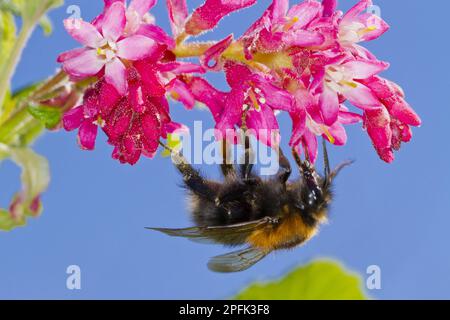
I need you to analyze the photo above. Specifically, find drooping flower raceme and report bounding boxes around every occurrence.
[58,0,421,165]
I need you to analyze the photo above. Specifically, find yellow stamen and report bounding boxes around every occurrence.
[96,48,105,56]
[284,16,299,32]
[322,126,335,144]
[170,91,180,100]
[248,89,261,112]
[358,25,377,36]
[341,80,358,88]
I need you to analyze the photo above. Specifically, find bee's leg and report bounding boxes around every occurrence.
[159,141,216,201]
[239,129,255,181]
[292,147,322,195]
[220,139,236,178]
[322,138,331,181]
[238,112,255,181]
[276,147,291,184]
[292,147,303,168]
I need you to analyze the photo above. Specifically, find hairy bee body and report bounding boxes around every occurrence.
[149,140,348,273]
[188,175,332,251]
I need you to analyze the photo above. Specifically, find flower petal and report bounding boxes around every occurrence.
[105,58,127,95]
[343,0,371,22]
[117,35,156,60]
[216,89,244,134]
[78,120,98,150]
[322,0,337,17]
[257,80,293,112]
[129,0,156,18]
[343,82,382,110]
[247,104,280,147]
[303,129,318,164]
[342,60,389,79]
[287,0,322,29]
[201,34,233,71]
[137,24,176,49]
[270,0,289,24]
[63,19,104,48]
[166,0,189,36]
[185,0,257,35]
[102,1,126,41]
[224,62,253,88]
[284,29,325,47]
[63,106,85,131]
[364,107,394,163]
[187,77,227,122]
[319,85,339,126]
[57,47,88,63]
[159,62,205,74]
[167,79,196,110]
[326,123,347,146]
[62,49,105,78]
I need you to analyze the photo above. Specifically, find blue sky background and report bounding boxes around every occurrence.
[0,0,448,299]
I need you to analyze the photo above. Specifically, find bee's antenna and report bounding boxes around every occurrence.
[322,138,331,181]
[330,160,355,180]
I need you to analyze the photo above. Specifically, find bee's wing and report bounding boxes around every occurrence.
[147,217,275,246]
[207,246,269,273]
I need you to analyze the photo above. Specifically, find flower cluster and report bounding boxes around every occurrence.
[59,0,421,165]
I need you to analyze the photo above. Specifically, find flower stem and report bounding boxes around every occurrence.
[173,42,215,58]
[0,21,34,107]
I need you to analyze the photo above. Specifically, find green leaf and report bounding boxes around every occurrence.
[0,144,50,231]
[234,260,368,300]
[28,104,62,129]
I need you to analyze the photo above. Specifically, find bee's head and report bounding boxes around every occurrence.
[292,140,353,215]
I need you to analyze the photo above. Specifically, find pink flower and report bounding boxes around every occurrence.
[360,76,421,162]
[188,62,293,146]
[166,0,189,37]
[241,0,325,59]
[312,55,388,125]
[63,43,201,164]
[58,1,157,95]
[338,0,389,46]
[288,82,361,162]
[185,0,257,35]
[63,80,121,150]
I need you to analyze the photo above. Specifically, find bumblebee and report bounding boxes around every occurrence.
[148,135,351,273]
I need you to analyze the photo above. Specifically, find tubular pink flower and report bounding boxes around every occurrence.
[193,62,294,146]
[339,0,390,45]
[360,76,421,162]
[166,0,189,36]
[241,0,324,58]
[187,77,228,123]
[63,81,121,150]
[288,84,361,162]
[312,57,388,125]
[185,0,257,36]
